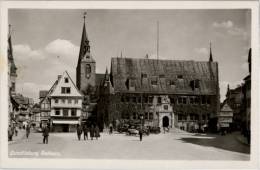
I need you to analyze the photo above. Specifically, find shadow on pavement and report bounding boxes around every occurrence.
[178,133,250,154]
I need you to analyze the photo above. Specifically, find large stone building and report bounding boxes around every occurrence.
[97,56,220,132]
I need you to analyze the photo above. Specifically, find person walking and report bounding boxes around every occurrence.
[25,124,30,139]
[90,124,95,140]
[109,123,113,134]
[139,128,143,141]
[83,124,89,140]
[14,126,18,136]
[76,124,83,141]
[8,125,14,141]
[95,125,100,140]
[42,125,49,144]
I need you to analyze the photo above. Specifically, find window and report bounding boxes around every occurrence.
[157,97,162,104]
[55,99,59,103]
[202,96,206,104]
[177,75,183,79]
[142,73,148,78]
[125,96,130,102]
[61,87,71,94]
[132,97,137,103]
[64,77,69,83]
[148,96,153,103]
[190,97,194,104]
[149,112,153,120]
[75,99,78,104]
[145,112,149,120]
[133,113,137,120]
[164,105,168,110]
[178,97,187,104]
[170,80,175,86]
[55,109,60,115]
[137,97,141,103]
[62,99,65,103]
[159,74,165,78]
[85,64,91,74]
[170,97,175,104]
[121,96,125,103]
[151,77,158,85]
[195,97,200,105]
[63,109,69,116]
[144,96,148,103]
[11,82,15,91]
[206,97,211,105]
[68,99,72,104]
[71,109,77,116]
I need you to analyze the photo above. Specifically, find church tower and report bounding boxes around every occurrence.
[76,13,96,94]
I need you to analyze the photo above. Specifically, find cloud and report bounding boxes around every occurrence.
[194,47,208,55]
[14,39,80,102]
[212,20,248,40]
[213,20,233,28]
[13,44,45,60]
[45,39,79,66]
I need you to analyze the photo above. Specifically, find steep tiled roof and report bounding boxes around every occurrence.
[111,57,218,95]
[96,73,105,86]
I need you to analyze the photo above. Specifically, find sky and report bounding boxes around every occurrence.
[8,9,251,103]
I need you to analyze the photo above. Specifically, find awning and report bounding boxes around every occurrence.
[52,120,79,124]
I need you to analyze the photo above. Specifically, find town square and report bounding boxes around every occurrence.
[6,8,251,161]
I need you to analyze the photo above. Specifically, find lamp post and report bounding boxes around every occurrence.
[140,114,144,130]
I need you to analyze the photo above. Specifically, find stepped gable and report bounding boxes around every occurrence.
[111,57,218,95]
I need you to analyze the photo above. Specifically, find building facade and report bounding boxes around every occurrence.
[218,101,233,129]
[97,55,220,132]
[42,71,84,132]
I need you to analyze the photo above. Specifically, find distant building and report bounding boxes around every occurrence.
[218,101,233,129]
[225,84,244,129]
[40,71,83,132]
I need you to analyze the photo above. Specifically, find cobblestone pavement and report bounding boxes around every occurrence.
[8,129,250,160]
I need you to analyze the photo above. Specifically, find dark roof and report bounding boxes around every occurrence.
[111,57,218,95]
[96,73,105,86]
[39,90,48,99]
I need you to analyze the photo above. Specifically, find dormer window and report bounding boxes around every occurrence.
[177,75,183,79]
[151,77,158,85]
[190,79,200,90]
[64,78,69,83]
[141,73,148,78]
[159,74,165,78]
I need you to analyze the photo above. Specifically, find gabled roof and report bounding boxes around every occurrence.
[220,101,233,112]
[50,71,83,97]
[111,57,218,95]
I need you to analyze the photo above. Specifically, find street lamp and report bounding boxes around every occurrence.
[140,114,144,130]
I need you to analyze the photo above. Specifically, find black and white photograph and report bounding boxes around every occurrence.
[0,1,259,169]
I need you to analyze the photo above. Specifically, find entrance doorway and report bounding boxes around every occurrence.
[162,116,169,127]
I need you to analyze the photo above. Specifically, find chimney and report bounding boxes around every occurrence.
[58,75,62,80]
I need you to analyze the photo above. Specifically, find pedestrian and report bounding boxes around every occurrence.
[76,124,83,141]
[26,124,30,139]
[109,123,113,134]
[8,125,13,141]
[95,125,100,140]
[83,124,89,140]
[139,128,143,141]
[42,125,49,144]
[14,126,18,136]
[90,124,95,140]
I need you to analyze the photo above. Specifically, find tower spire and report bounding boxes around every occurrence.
[248,48,251,74]
[79,11,90,58]
[209,42,213,62]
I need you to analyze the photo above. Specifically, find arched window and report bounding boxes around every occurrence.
[85,64,91,78]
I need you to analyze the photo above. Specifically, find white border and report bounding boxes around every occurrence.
[0,1,259,169]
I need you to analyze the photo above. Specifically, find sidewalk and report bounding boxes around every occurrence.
[8,129,26,145]
[235,132,250,146]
